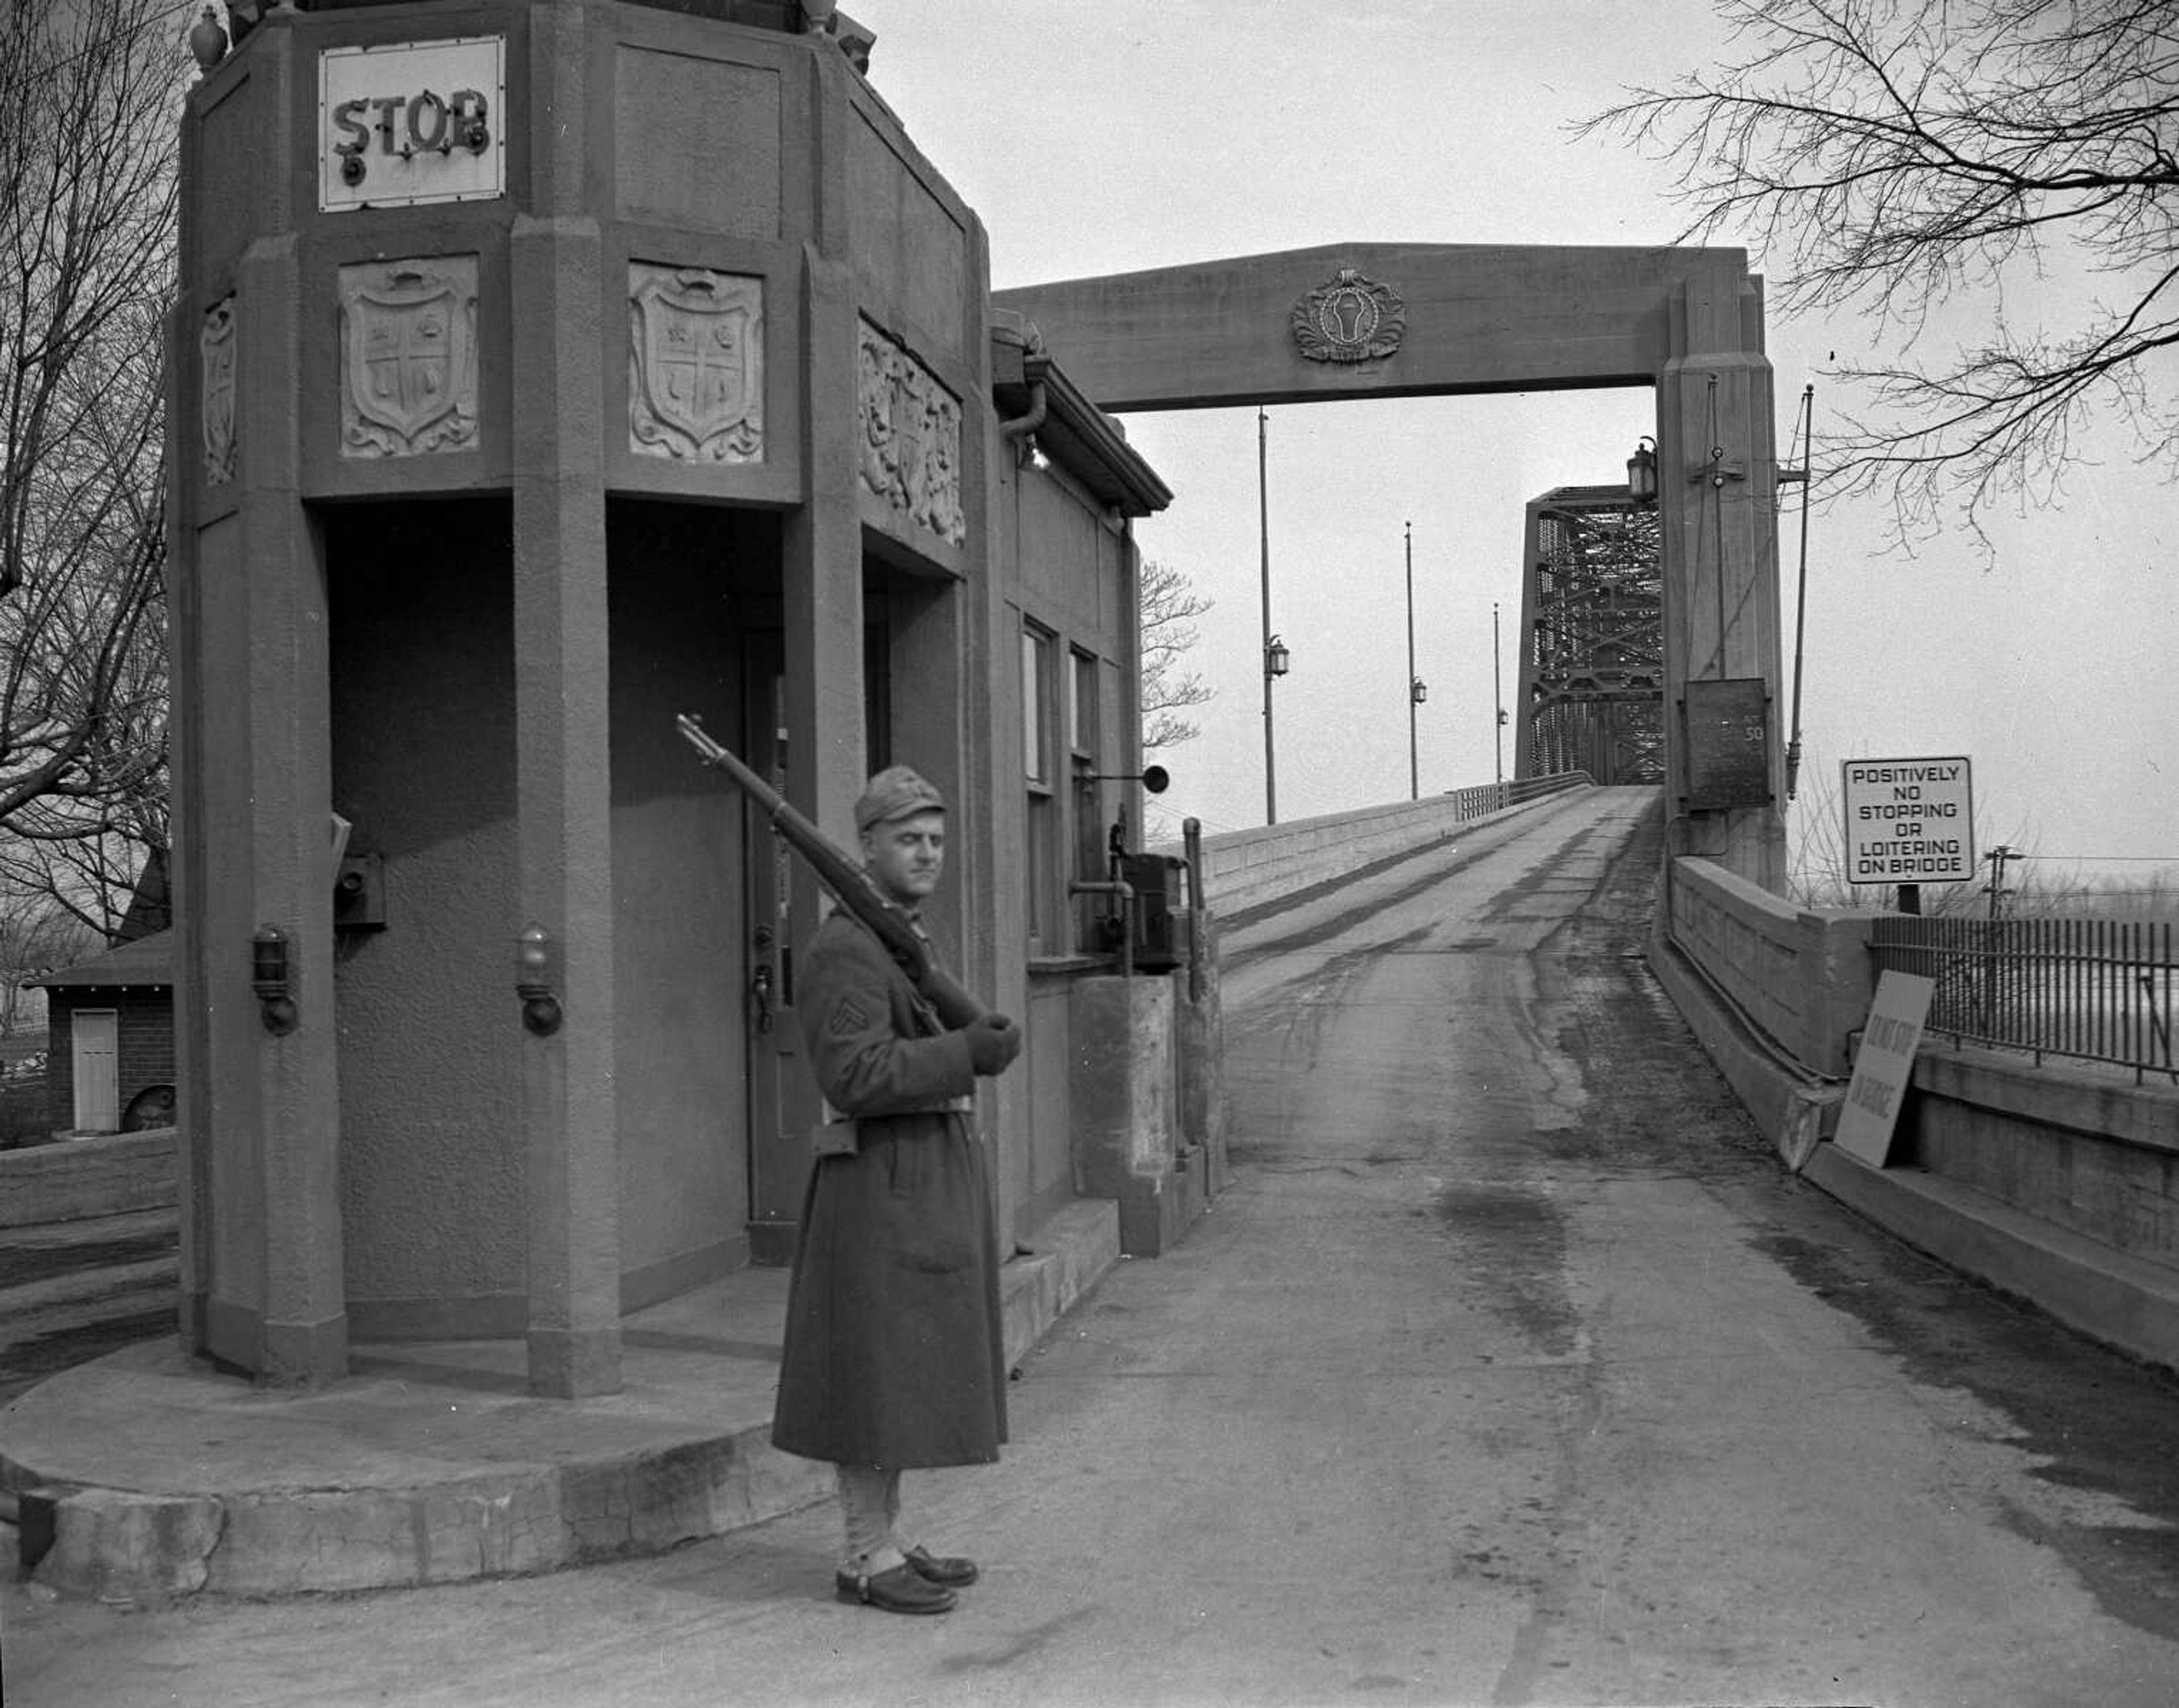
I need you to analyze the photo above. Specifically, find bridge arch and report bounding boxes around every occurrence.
[996,241,1785,890]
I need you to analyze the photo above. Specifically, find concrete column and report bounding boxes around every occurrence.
[783,51,867,852]
[1656,259,1787,892]
[1512,494,1545,780]
[170,24,346,1385]
[512,5,620,1399]
[239,230,345,1384]
[780,245,869,848]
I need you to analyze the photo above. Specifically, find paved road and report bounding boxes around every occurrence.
[6,786,2178,1707]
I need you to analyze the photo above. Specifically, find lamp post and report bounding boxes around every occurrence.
[1259,407,1278,824]
[1404,521,1422,800]
[1492,600,1504,788]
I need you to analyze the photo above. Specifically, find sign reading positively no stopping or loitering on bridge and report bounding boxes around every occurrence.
[1841,756,1975,885]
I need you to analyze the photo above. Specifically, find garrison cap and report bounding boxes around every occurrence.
[855,765,946,832]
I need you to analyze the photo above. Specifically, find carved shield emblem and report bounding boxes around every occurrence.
[629,268,763,462]
[200,298,237,485]
[1292,267,1407,364]
[340,262,478,457]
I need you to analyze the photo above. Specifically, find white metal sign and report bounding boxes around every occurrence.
[318,37,505,213]
[1841,755,1975,885]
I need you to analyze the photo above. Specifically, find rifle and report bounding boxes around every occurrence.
[674,713,987,1030]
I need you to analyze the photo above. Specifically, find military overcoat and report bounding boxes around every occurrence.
[769,908,1008,1469]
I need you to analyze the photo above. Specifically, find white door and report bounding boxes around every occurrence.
[71,1009,120,1134]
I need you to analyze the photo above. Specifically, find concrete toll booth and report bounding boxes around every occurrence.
[170,1,1176,1398]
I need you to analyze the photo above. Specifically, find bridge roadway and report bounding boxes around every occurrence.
[7,786,2178,1706]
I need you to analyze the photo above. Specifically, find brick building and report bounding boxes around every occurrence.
[28,932,178,1137]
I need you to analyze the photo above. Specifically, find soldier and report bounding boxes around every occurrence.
[771,765,1023,1614]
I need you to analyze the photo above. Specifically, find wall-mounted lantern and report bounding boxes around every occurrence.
[1265,634,1291,678]
[1626,436,1658,504]
[251,924,298,1036]
[515,924,563,1037]
[1410,677,1428,706]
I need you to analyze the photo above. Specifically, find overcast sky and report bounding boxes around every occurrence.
[848,0,2178,894]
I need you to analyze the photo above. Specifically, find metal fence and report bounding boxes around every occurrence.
[1869,915,2177,1084]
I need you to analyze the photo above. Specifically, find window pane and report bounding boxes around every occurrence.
[1070,649,1097,759]
[1021,628,1047,785]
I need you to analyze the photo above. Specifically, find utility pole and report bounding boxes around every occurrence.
[1259,407,1277,825]
[1404,521,1419,801]
[1492,600,1504,789]
[1985,845,2019,920]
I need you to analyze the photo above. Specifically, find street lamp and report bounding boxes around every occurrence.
[1492,599,1504,788]
[1404,521,1420,801]
[1626,436,1658,504]
[1259,409,1280,824]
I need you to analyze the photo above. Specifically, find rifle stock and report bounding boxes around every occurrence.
[674,713,987,1030]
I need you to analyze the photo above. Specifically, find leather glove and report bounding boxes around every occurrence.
[965,1012,1021,1076]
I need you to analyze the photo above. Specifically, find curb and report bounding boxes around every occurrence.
[1802,1143,2179,1374]
[4,1201,1122,1605]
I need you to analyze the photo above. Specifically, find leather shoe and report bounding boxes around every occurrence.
[903,1544,979,1587]
[835,1562,956,1614]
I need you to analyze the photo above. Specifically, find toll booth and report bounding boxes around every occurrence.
[170,0,1190,1397]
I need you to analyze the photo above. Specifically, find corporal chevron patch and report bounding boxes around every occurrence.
[828,997,870,1037]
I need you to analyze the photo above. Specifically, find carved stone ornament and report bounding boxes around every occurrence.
[200,296,237,485]
[1291,267,1407,364]
[856,320,966,549]
[629,264,764,463]
[338,256,479,458]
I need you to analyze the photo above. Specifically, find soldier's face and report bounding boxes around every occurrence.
[863,810,945,906]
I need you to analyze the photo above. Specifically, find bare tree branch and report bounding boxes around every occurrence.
[0,0,181,936]
[1585,0,2179,543]
[1138,558,1214,751]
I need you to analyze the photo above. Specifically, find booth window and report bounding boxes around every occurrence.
[1070,650,1103,952]
[1022,623,1059,949]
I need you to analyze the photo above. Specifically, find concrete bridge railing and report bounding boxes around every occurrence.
[1661,857,1874,1082]
[1165,775,1593,920]
[1658,852,2179,1373]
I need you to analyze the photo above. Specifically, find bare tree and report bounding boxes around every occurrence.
[0,0,182,935]
[0,900,95,1040]
[1588,1,2179,544]
[1139,558,1213,751]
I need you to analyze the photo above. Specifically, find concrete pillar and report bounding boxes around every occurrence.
[512,6,619,1399]
[172,27,347,1385]
[1656,259,1787,892]
[1511,496,1539,781]
[755,54,869,1241]
[239,236,345,1384]
[783,51,868,850]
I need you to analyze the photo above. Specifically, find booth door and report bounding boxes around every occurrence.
[742,632,814,1263]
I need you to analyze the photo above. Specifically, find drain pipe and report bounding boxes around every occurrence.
[998,375,1046,463]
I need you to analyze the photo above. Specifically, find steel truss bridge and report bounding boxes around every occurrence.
[1512,485,1664,786]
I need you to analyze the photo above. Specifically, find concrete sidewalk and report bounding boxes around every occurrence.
[0,1200,1117,1605]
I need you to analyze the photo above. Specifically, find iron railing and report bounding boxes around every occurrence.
[1445,771,1596,821]
[1869,915,2177,1084]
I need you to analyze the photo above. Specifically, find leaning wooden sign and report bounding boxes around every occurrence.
[1841,756,1975,885]
[1834,970,1935,1168]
